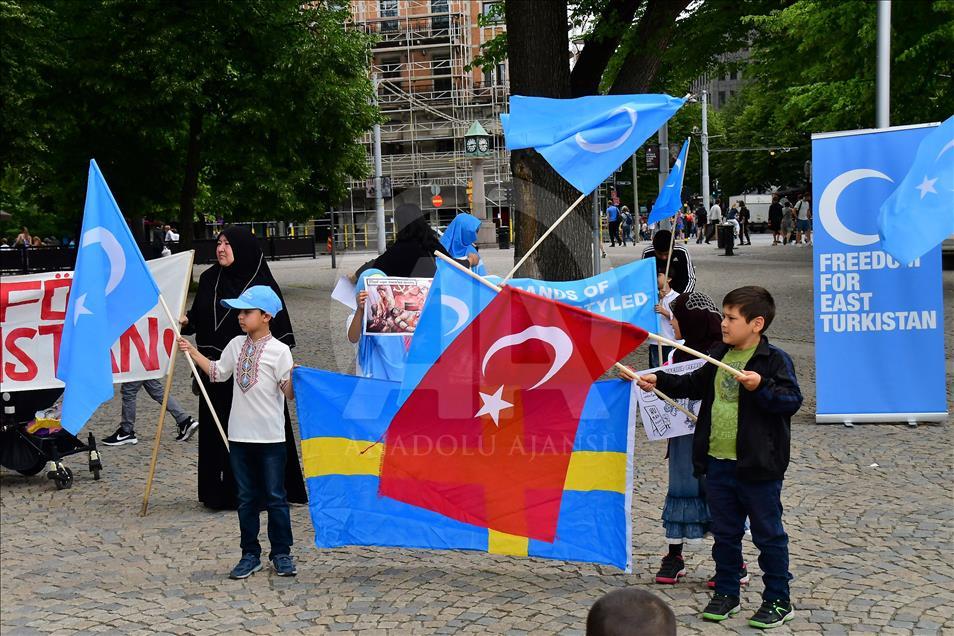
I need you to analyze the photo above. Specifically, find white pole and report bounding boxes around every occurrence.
[876,1,891,128]
[701,90,711,210]
[373,74,386,254]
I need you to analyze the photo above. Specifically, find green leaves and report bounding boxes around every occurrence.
[0,0,377,240]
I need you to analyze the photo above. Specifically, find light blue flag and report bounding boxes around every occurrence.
[502,94,685,194]
[295,367,636,571]
[398,258,496,404]
[877,115,954,265]
[57,160,161,433]
[648,138,691,225]
[485,257,658,332]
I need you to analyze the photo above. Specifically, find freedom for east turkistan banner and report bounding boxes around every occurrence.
[378,286,648,543]
[0,250,193,393]
[294,368,637,571]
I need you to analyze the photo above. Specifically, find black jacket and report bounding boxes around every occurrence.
[641,244,697,293]
[654,336,802,481]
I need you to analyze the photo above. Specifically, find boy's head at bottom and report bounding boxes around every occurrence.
[721,285,775,349]
[220,285,283,335]
[586,588,676,636]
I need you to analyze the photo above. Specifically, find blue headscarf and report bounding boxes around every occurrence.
[440,213,486,276]
[355,269,408,381]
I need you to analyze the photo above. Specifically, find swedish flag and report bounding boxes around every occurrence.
[294,367,636,571]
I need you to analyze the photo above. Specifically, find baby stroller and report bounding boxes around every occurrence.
[0,389,102,489]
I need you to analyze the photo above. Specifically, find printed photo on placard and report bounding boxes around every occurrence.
[363,277,431,336]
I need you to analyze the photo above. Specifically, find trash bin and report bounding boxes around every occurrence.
[497,226,510,249]
[718,224,735,255]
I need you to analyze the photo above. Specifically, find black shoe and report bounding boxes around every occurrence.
[176,416,199,442]
[707,562,750,588]
[103,427,137,446]
[749,599,795,629]
[654,554,687,584]
[702,593,741,622]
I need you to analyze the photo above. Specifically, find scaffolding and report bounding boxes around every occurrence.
[335,0,511,250]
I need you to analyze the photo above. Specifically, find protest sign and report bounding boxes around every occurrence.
[812,124,947,423]
[363,277,431,336]
[632,359,704,441]
[0,251,192,392]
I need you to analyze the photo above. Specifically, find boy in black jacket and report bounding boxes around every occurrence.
[636,286,802,629]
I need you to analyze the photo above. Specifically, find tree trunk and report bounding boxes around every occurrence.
[178,106,203,250]
[506,0,592,281]
[609,0,690,94]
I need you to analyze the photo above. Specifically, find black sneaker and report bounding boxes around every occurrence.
[102,427,137,446]
[175,417,199,442]
[654,554,687,584]
[707,562,750,588]
[749,599,795,629]
[701,593,741,622]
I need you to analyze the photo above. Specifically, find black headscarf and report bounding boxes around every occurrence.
[183,226,295,355]
[356,203,453,278]
[670,291,722,363]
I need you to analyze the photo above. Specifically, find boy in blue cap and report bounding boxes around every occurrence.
[179,285,297,579]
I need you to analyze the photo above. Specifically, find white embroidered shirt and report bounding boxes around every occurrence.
[208,334,293,443]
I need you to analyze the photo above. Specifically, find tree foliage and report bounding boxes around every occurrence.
[0,0,378,245]
[713,0,954,195]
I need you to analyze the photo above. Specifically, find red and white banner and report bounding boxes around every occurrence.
[1,251,193,392]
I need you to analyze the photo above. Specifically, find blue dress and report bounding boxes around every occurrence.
[662,434,710,541]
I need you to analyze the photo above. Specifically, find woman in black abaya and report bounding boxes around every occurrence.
[181,226,307,509]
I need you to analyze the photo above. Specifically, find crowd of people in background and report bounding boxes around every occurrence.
[0,226,75,250]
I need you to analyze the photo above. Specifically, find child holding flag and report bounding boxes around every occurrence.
[179,285,298,580]
[636,286,802,629]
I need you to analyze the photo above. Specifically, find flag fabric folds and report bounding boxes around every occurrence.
[877,115,954,265]
[502,94,686,195]
[294,367,637,571]
[57,160,161,433]
[398,258,497,403]
[648,138,691,225]
[378,286,648,542]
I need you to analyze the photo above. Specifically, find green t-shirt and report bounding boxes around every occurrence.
[709,344,758,460]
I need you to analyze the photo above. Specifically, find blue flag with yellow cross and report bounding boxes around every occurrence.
[294,367,636,571]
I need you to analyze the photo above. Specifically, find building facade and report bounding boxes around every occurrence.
[338,0,511,249]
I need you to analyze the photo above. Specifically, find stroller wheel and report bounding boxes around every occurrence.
[48,464,73,490]
[17,458,47,477]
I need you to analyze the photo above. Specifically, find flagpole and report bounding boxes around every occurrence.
[141,250,197,516]
[501,192,588,283]
[140,346,178,517]
[658,225,678,364]
[156,294,230,450]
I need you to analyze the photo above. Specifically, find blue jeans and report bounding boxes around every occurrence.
[706,457,791,602]
[230,442,293,559]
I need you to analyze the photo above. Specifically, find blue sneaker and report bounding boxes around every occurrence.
[229,554,262,580]
[271,554,297,577]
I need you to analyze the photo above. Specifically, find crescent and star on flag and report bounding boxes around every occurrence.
[72,226,128,325]
[474,325,574,428]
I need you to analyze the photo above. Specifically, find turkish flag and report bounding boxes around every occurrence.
[378,286,648,542]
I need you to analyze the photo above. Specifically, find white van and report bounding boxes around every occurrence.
[729,193,773,232]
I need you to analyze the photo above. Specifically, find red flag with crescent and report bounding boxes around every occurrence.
[378,286,648,542]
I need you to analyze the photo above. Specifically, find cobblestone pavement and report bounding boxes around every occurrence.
[2,232,952,635]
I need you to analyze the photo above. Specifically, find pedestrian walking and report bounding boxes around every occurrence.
[738,201,751,245]
[706,199,722,244]
[768,194,783,245]
[606,203,621,247]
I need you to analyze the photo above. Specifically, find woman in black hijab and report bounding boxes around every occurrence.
[356,203,475,278]
[181,226,307,510]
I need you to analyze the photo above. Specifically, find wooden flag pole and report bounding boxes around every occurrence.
[657,223,678,364]
[140,347,178,517]
[156,295,230,450]
[501,192,588,283]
